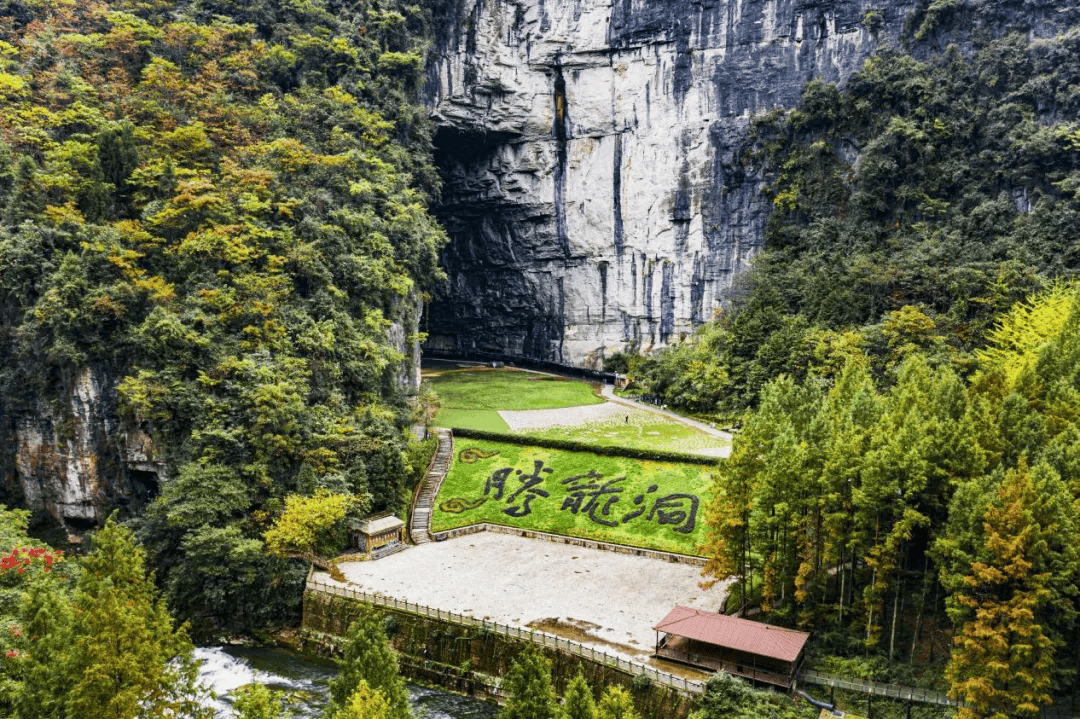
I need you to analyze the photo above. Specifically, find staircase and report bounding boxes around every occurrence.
[371,540,408,560]
[410,428,453,545]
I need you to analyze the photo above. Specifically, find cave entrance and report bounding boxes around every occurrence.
[432,126,519,170]
[127,468,160,505]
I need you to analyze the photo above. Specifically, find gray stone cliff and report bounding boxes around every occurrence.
[422,0,930,366]
[0,367,164,540]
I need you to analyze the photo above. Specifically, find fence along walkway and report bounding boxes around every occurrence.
[798,668,959,707]
[409,428,453,545]
[306,577,705,695]
[308,578,1080,715]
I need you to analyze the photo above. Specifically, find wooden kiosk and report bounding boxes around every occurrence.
[653,605,810,689]
[351,513,406,560]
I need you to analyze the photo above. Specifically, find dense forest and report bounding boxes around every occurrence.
[0,0,444,633]
[617,20,1080,719]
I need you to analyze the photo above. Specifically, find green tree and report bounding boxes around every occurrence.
[945,461,1078,718]
[264,489,358,563]
[498,648,559,719]
[65,517,208,719]
[695,673,757,719]
[327,605,412,719]
[561,670,597,719]
[595,686,639,719]
[12,575,74,719]
[975,283,1077,390]
[339,679,392,719]
[234,683,287,719]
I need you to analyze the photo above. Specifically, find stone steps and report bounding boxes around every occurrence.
[408,428,453,545]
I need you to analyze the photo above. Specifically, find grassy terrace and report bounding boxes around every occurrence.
[431,438,715,556]
[428,366,603,431]
[523,411,727,456]
[425,365,728,455]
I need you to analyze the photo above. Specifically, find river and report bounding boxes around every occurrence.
[194,646,500,718]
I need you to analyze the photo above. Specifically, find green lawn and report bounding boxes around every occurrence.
[427,369,727,456]
[429,368,602,429]
[431,438,715,555]
[433,409,509,432]
[521,410,728,456]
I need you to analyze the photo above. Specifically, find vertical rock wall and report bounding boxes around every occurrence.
[424,0,916,366]
[0,366,164,537]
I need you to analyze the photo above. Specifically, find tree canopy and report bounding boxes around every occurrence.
[0,0,445,630]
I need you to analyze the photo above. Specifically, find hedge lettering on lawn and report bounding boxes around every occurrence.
[471,459,699,537]
[433,438,713,555]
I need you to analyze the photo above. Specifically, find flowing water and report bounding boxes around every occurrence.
[194,646,500,718]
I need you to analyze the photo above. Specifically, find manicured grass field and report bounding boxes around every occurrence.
[427,368,727,456]
[433,408,510,432]
[431,438,715,555]
[522,410,728,456]
[430,368,602,429]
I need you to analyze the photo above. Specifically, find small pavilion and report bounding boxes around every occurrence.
[653,605,810,689]
[350,513,406,560]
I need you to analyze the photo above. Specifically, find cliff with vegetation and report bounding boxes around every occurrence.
[423,0,1078,368]
[0,0,444,629]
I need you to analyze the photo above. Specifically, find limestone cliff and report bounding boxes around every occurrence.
[422,0,1061,366]
[0,367,164,539]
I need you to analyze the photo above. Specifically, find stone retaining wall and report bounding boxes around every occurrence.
[303,589,700,719]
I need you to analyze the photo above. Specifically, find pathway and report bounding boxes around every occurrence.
[799,669,958,708]
[599,385,733,455]
[409,428,453,545]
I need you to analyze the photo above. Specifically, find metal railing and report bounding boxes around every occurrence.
[306,578,705,695]
[798,669,960,707]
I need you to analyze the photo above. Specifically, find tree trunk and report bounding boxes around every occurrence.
[889,565,902,661]
[910,561,930,663]
[838,545,847,627]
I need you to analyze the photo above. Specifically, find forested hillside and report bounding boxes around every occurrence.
[624,27,1080,412]
[620,19,1080,717]
[0,0,444,630]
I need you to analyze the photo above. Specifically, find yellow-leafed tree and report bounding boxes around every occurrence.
[264,489,357,566]
[945,460,1078,718]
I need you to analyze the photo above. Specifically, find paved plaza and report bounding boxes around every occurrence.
[317,532,730,662]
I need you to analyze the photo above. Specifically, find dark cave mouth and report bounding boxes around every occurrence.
[433,126,520,168]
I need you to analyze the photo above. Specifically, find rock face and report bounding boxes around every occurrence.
[1,342,422,534]
[0,366,164,538]
[424,0,916,366]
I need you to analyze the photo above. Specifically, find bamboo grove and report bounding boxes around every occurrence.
[701,286,1080,716]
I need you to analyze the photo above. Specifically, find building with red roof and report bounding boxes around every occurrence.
[653,605,810,689]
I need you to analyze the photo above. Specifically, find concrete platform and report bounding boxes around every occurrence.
[318,532,730,663]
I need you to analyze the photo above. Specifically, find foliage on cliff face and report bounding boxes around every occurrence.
[626,27,1080,412]
[0,0,445,629]
[675,21,1080,711]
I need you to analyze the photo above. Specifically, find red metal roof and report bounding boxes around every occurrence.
[653,606,810,663]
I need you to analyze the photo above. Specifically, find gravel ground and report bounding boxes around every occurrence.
[319,533,730,663]
[499,402,633,430]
